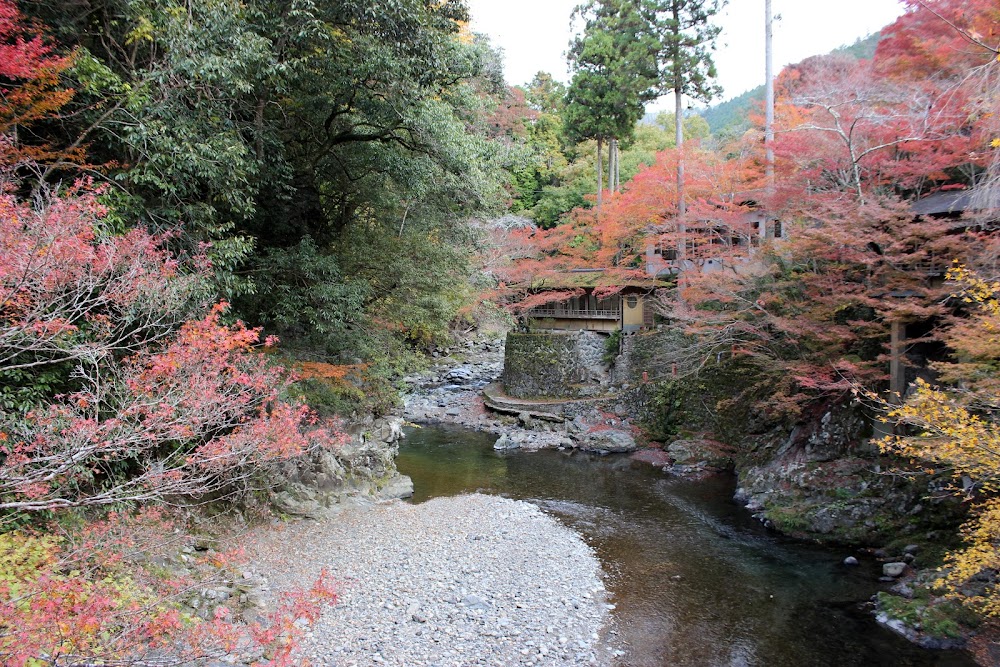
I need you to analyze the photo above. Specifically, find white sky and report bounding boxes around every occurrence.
[466,0,908,110]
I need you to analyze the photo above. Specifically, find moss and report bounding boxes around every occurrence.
[503,332,585,399]
[877,592,969,639]
[765,503,813,534]
[643,353,783,445]
[833,486,857,500]
[603,330,622,364]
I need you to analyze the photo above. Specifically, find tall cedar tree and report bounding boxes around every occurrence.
[640,0,724,234]
[565,0,658,212]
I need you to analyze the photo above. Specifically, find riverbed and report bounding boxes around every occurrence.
[397,424,977,667]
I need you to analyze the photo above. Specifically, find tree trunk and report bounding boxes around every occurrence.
[675,87,685,260]
[596,137,604,214]
[765,0,775,199]
[890,320,907,404]
[607,139,612,196]
[610,138,618,193]
[615,139,621,191]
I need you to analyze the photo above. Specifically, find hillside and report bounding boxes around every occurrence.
[699,32,882,135]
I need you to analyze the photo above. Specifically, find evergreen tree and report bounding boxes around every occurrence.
[640,0,724,237]
[565,0,658,211]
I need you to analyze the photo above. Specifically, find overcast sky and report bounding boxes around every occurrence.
[466,0,907,110]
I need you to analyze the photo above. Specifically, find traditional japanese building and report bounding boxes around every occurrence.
[522,269,668,333]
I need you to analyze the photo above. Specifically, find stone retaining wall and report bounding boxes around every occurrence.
[503,331,611,399]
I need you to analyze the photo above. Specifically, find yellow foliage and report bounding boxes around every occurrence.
[879,266,1000,616]
[455,20,474,45]
[937,498,1000,616]
[882,379,1000,495]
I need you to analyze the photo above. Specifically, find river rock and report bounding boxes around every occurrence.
[630,449,673,468]
[493,434,519,451]
[843,556,859,566]
[580,429,637,453]
[267,418,406,517]
[446,367,475,381]
[666,438,733,470]
[244,494,612,666]
[378,474,414,500]
[883,562,908,578]
[876,610,967,650]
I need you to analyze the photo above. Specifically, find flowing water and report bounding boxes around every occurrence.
[396,424,977,667]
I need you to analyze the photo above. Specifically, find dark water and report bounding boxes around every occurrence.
[396,424,977,667]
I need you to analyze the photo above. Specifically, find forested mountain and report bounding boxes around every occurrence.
[699,85,764,134]
[699,33,882,135]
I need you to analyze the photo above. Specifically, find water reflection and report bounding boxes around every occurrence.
[396,424,976,667]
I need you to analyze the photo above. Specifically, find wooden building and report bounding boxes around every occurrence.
[523,270,667,333]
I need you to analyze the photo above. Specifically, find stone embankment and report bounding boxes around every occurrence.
[401,337,641,454]
[247,494,614,666]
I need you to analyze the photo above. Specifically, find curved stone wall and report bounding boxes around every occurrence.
[502,331,608,399]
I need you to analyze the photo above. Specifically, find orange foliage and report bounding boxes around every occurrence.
[296,361,369,382]
[0,0,79,166]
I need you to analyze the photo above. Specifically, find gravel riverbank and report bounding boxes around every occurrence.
[247,493,613,666]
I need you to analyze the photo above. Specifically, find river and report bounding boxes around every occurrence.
[396,424,977,667]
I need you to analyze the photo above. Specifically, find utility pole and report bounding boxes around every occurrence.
[764,0,775,197]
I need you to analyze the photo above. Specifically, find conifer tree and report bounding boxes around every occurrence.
[565,0,658,212]
[640,0,724,252]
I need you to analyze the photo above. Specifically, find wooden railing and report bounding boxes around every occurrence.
[527,308,620,320]
[895,260,947,276]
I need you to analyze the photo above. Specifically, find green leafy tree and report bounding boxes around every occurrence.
[25,0,511,409]
[525,71,567,113]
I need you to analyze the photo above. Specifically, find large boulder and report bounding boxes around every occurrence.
[267,417,409,516]
[493,433,520,451]
[579,428,637,453]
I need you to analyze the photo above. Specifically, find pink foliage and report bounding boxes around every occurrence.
[0,178,342,513]
[0,509,338,666]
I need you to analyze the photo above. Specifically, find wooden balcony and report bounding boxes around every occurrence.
[527,307,620,320]
[893,259,947,277]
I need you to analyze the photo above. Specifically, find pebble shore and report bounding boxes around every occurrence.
[248,493,613,666]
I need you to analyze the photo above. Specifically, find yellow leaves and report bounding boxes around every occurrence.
[992,138,1000,148]
[454,20,474,45]
[878,266,1000,616]
[947,265,1000,317]
[938,498,1000,617]
[125,16,155,46]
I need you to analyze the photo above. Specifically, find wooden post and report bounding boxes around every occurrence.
[889,320,906,404]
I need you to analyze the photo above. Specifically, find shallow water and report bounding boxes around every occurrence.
[396,424,977,667]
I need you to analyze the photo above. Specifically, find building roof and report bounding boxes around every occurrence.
[528,269,671,290]
[911,190,975,216]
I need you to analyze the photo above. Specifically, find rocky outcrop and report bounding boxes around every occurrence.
[268,416,413,517]
[402,337,640,455]
[730,403,964,545]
